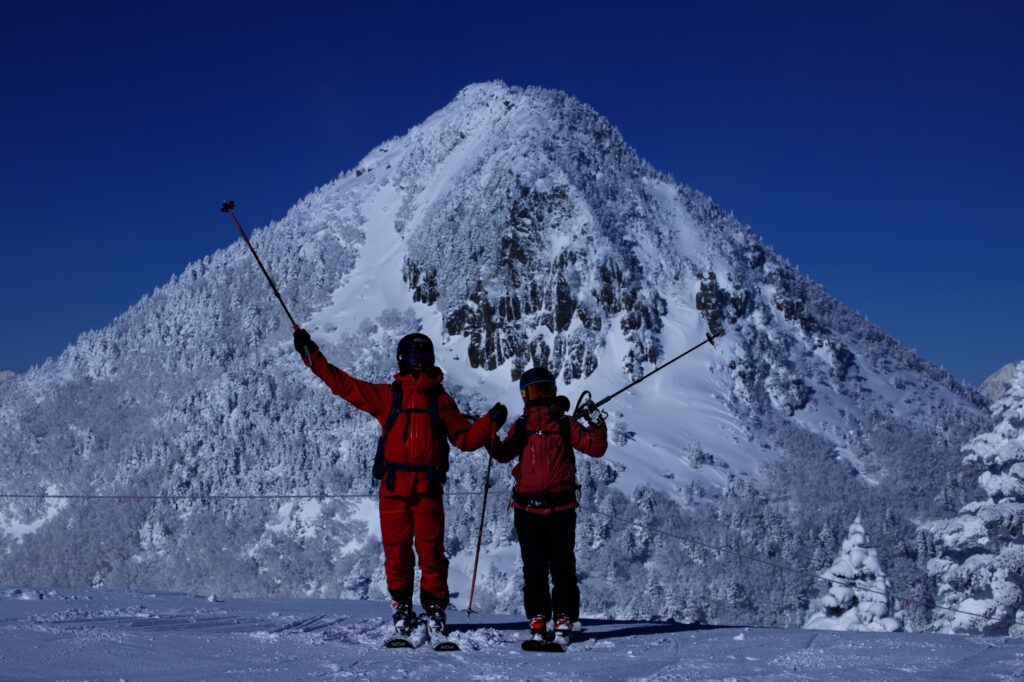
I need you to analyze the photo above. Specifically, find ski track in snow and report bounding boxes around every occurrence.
[1,588,1021,681]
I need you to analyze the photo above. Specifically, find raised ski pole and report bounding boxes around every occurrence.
[220,200,299,331]
[466,443,495,619]
[574,331,723,419]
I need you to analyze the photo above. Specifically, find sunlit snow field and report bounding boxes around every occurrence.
[1,588,1021,681]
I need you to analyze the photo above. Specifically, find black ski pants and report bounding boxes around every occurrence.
[514,507,579,621]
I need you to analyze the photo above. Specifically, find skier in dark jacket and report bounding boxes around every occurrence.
[488,367,607,642]
[294,328,507,636]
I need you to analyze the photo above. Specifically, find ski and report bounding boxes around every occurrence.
[383,619,429,649]
[424,608,458,650]
[433,638,460,651]
[426,621,460,651]
[384,628,459,650]
[521,637,565,653]
[383,628,427,649]
[384,636,417,649]
[383,632,459,651]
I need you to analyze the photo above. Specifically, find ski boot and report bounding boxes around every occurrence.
[391,601,416,636]
[553,615,573,647]
[528,615,548,642]
[425,604,447,637]
[425,604,460,650]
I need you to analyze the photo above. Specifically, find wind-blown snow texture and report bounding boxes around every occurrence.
[3,587,1022,681]
[0,82,991,629]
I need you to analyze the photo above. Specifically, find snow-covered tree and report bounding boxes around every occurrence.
[927,361,1024,636]
[804,515,905,632]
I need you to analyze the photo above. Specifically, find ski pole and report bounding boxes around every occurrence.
[466,437,496,618]
[574,331,722,419]
[220,200,299,331]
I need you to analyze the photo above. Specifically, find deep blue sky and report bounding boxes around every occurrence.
[2,1,1021,385]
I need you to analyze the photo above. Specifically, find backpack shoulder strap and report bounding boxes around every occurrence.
[372,382,403,481]
[509,415,529,454]
[560,416,581,497]
[558,416,574,461]
[426,387,448,440]
[384,382,403,432]
[425,387,450,482]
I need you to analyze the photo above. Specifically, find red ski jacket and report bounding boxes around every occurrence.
[305,348,497,497]
[490,404,607,514]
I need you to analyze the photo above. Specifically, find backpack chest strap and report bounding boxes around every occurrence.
[515,416,574,460]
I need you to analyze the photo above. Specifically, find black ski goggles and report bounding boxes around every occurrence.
[406,339,434,368]
[521,381,557,402]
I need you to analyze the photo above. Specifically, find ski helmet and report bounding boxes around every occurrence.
[396,333,435,373]
[519,367,557,402]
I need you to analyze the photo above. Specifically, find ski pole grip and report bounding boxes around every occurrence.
[573,391,590,419]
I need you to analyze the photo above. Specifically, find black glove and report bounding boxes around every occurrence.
[577,399,605,428]
[488,402,508,428]
[293,328,317,363]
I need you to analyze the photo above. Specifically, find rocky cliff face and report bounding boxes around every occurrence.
[398,86,666,382]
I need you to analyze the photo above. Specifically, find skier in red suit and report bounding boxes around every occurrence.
[294,328,507,636]
[488,367,607,642]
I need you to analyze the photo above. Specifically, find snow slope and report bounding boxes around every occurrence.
[2,587,1021,681]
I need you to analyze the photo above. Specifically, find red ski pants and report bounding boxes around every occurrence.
[379,489,448,606]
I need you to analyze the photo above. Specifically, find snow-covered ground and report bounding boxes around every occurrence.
[2,588,1021,681]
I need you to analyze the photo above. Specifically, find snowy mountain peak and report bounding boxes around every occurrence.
[0,83,992,629]
[980,361,1020,403]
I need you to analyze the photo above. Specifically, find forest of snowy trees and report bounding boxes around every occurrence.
[927,362,1024,636]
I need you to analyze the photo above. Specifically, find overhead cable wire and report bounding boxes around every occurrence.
[0,491,508,501]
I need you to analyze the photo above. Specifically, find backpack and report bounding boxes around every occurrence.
[510,414,580,508]
[372,381,450,490]
[512,414,573,462]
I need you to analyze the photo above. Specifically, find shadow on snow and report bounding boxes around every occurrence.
[451,617,731,641]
